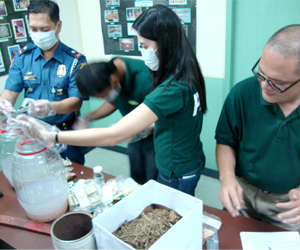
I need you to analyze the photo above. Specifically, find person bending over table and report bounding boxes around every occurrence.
[73,58,157,185]
[215,24,300,231]
[12,5,207,196]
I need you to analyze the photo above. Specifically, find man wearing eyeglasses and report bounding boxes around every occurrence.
[215,24,300,231]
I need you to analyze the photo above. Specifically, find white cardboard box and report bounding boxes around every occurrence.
[93,180,203,249]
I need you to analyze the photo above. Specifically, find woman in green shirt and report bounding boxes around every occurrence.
[13,5,207,196]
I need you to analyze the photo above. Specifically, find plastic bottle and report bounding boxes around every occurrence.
[93,166,105,185]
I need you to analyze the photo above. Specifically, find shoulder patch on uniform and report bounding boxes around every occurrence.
[19,43,36,56]
[74,53,82,59]
[65,47,83,59]
[79,62,87,70]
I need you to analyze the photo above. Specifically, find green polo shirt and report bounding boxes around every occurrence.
[113,57,153,150]
[143,76,204,177]
[215,76,300,193]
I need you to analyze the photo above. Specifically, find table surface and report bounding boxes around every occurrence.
[0,162,286,249]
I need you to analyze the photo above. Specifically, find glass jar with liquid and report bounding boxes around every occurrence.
[11,138,68,222]
[0,120,20,187]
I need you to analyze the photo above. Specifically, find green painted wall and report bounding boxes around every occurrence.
[231,0,300,85]
[201,77,225,171]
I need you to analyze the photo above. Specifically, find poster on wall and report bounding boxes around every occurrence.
[0,1,8,17]
[99,0,196,56]
[0,0,31,76]
[0,49,5,72]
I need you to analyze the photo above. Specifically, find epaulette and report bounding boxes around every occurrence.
[65,48,84,59]
[18,43,36,56]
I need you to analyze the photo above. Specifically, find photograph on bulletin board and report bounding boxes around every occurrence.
[119,38,134,51]
[127,23,136,36]
[0,1,8,17]
[108,24,122,38]
[7,44,20,63]
[126,7,142,21]
[104,9,119,23]
[0,49,5,70]
[12,0,30,12]
[11,18,27,40]
[169,0,187,5]
[172,8,191,23]
[99,0,196,56]
[0,0,31,76]
[106,0,120,8]
[0,23,12,40]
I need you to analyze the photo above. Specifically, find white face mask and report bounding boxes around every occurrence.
[105,82,121,102]
[141,48,159,71]
[30,26,58,51]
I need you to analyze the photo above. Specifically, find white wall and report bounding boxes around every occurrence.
[197,0,226,78]
[56,0,83,53]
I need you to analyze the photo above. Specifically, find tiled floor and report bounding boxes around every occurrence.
[84,147,223,209]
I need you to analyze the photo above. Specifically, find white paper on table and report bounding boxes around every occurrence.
[240,231,300,250]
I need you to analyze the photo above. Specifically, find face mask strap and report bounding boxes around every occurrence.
[105,82,121,102]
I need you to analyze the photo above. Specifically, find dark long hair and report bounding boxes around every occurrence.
[75,60,117,96]
[132,5,207,113]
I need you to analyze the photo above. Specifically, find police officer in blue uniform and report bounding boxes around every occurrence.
[0,0,87,164]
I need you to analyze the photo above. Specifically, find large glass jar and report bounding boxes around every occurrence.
[0,120,20,187]
[11,138,68,222]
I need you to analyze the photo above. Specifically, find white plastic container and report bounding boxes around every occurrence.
[93,180,203,250]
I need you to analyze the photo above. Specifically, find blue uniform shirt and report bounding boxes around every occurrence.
[5,41,87,125]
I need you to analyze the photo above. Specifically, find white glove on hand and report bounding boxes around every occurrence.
[7,114,66,152]
[126,126,152,143]
[0,98,15,117]
[73,117,90,130]
[27,99,56,118]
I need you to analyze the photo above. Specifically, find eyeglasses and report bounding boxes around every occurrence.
[251,58,300,93]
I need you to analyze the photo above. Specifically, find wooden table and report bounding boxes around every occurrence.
[0,162,286,249]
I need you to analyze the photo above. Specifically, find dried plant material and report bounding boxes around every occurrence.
[113,205,181,249]
[203,228,215,240]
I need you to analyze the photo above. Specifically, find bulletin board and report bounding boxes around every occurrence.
[100,0,197,56]
[0,0,30,76]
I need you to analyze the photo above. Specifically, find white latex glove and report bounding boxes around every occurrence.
[27,99,56,118]
[126,126,152,143]
[73,117,90,130]
[0,98,15,117]
[7,114,66,152]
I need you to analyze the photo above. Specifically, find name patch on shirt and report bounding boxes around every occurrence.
[23,75,37,81]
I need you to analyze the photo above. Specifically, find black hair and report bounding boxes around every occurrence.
[75,60,117,96]
[28,0,60,24]
[132,5,207,113]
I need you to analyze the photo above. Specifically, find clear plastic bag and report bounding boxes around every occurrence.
[68,176,140,216]
[202,212,222,250]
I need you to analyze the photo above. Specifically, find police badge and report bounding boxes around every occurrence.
[57,64,66,78]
